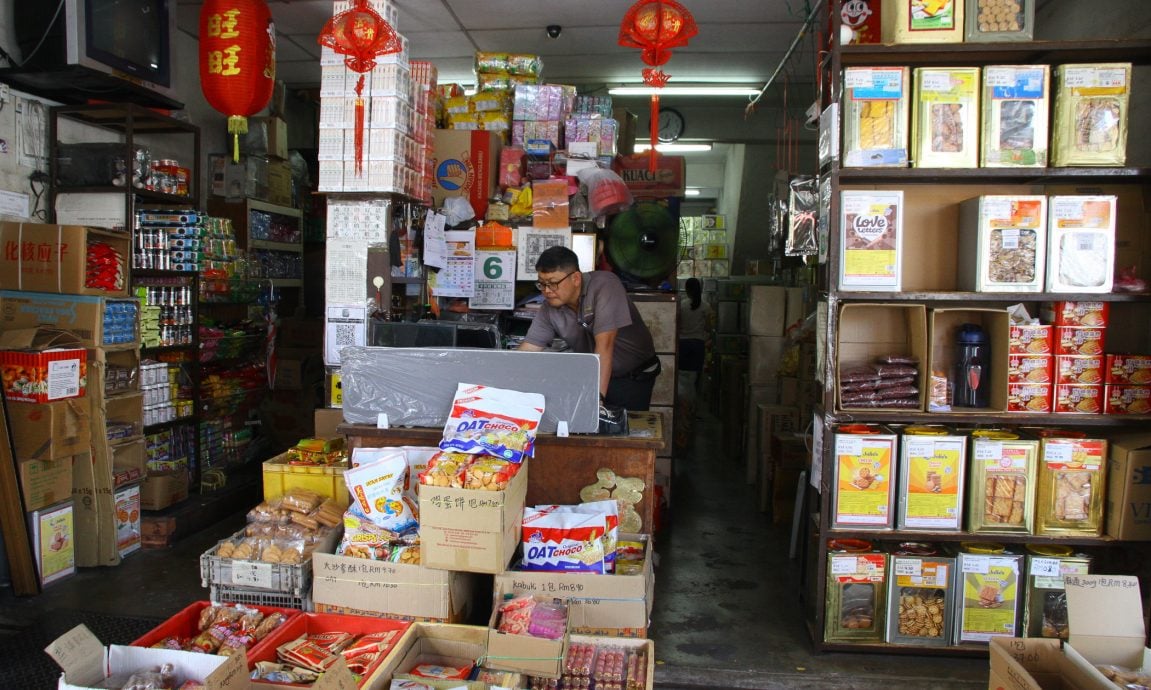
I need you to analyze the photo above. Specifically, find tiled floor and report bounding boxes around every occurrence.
[2,409,991,689]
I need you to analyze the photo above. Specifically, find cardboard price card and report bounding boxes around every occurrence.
[832,434,896,528]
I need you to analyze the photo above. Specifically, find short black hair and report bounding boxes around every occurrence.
[535,246,580,273]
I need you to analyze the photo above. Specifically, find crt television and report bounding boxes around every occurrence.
[0,0,182,108]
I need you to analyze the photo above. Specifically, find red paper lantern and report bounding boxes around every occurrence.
[618,0,698,172]
[199,0,276,162]
[318,0,403,176]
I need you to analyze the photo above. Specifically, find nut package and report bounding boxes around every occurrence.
[886,547,955,646]
[1036,437,1107,536]
[911,67,980,168]
[831,425,898,530]
[957,195,1047,292]
[843,67,910,167]
[1052,63,1131,167]
[1045,195,1116,293]
[966,430,1038,534]
[980,65,1049,166]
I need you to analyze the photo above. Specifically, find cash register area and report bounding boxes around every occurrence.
[0,409,988,689]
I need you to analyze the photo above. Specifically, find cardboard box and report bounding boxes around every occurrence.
[957,196,1047,292]
[114,483,141,557]
[0,327,87,403]
[0,223,131,297]
[1053,383,1103,414]
[785,287,806,331]
[1009,324,1052,355]
[912,67,981,168]
[1064,574,1151,678]
[748,335,785,386]
[1106,354,1151,385]
[432,130,501,218]
[420,458,528,574]
[19,455,73,511]
[1106,433,1151,540]
[1008,355,1053,385]
[1006,383,1052,413]
[487,589,569,678]
[1045,301,1110,328]
[314,407,345,439]
[266,158,293,207]
[836,303,927,411]
[29,499,75,586]
[0,291,138,348]
[1046,196,1117,293]
[928,307,1010,413]
[495,534,654,637]
[7,399,89,460]
[1055,355,1104,385]
[369,623,489,688]
[1055,327,1106,357]
[46,624,247,690]
[747,286,787,336]
[313,551,474,622]
[242,115,289,160]
[988,636,1109,690]
[140,471,189,511]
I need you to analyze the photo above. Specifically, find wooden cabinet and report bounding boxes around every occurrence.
[808,1,1151,654]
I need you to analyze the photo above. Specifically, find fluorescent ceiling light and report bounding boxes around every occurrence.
[608,85,761,97]
[635,143,713,153]
[685,188,702,197]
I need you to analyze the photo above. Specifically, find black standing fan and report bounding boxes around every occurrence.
[607,202,679,283]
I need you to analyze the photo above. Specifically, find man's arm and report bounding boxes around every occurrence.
[594,329,618,398]
[517,342,545,352]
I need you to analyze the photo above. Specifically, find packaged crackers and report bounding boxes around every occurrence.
[954,544,1024,644]
[967,430,1038,534]
[831,425,897,530]
[957,195,1047,292]
[838,190,903,291]
[843,67,910,167]
[883,0,964,43]
[1104,385,1151,415]
[824,541,887,643]
[885,545,956,647]
[896,426,967,532]
[1035,437,1107,536]
[1105,354,1151,384]
[980,65,1049,167]
[1045,196,1116,293]
[912,67,980,168]
[1052,63,1131,167]
[965,0,1036,42]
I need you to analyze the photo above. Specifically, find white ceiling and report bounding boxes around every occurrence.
[175,0,820,98]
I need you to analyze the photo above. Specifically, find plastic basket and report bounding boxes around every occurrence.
[199,527,338,596]
[130,600,299,657]
[209,584,314,612]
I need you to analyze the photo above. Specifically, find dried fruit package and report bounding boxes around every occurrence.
[911,67,980,168]
[1046,196,1116,293]
[981,65,1048,166]
[843,67,909,167]
[1052,63,1130,167]
[1036,438,1107,536]
[958,195,1047,292]
[885,553,955,646]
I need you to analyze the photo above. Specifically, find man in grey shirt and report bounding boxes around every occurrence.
[518,246,660,411]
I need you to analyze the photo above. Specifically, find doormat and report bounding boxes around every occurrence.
[0,608,162,689]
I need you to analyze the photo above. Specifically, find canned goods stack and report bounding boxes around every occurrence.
[133,210,203,272]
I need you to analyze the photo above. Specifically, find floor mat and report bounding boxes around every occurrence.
[0,608,163,689]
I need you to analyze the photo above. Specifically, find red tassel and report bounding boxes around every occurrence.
[649,92,660,173]
[354,76,366,176]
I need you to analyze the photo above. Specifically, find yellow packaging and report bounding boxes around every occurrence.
[831,426,898,530]
[955,549,1023,643]
[1051,63,1131,167]
[966,433,1039,535]
[1036,437,1107,536]
[912,67,980,168]
[897,427,967,531]
[825,550,887,643]
[883,0,965,44]
[981,65,1049,167]
[843,67,910,168]
[1022,546,1090,640]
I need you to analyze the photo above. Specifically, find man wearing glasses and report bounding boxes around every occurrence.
[517,246,660,411]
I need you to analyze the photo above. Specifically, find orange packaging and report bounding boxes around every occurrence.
[1105,354,1151,385]
[0,348,87,403]
[1103,385,1151,415]
[1045,301,1110,327]
[1007,384,1052,413]
[1055,355,1104,385]
[1008,355,1053,384]
[1053,384,1103,414]
[1009,324,1052,355]
[1055,327,1105,356]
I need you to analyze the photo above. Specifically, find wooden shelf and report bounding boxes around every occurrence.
[824,529,1115,546]
[141,343,196,355]
[832,291,1151,303]
[837,166,1151,185]
[51,103,200,134]
[816,639,991,657]
[825,409,1151,427]
[250,239,303,253]
[838,39,1151,66]
[143,417,197,434]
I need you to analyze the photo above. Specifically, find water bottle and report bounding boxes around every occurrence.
[953,324,990,408]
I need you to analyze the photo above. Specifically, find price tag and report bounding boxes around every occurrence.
[1097,68,1128,88]
[984,198,1012,219]
[906,438,935,460]
[1052,198,1084,222]
[845,69,874,89]
[921,71,952,92]
[557,421,569,438]
[985,68,1015,88]
[1063,68,1093,88]
[962,555,991,574]
[933,565,949,587]
[1000,228,1021,250]
[1076,232,1100,252]
[894,559,923,577]
[836,436,864,457]
[1045,443,1073,464]
[974,441,1003,462]
[831,556,859,575]
[1030,558,1062,578]
[376,413,390,429]
[230,561,274,589]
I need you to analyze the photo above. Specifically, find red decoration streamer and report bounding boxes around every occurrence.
[318,0,403,178]
[199,0,276,163]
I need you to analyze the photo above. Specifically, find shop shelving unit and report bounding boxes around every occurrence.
[806,2,1151,655]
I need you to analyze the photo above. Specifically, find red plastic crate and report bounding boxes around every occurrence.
[251,612,412,687]
[131,600,301,663]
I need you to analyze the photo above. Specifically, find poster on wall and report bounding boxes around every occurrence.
[516,227,572,281]
[472,249,516,310]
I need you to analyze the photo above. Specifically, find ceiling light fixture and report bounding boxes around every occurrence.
[608,85,761,97]
[635,142,713,153]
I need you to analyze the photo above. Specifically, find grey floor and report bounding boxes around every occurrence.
[1,410,991,689]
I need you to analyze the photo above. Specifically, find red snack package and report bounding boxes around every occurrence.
[343,630,403,657]
[279,638,340,672]
[307,631,354,653]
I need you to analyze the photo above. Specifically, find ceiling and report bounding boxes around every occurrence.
[175,0,822,101]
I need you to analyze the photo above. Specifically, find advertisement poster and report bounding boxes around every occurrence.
[472,250,516,310]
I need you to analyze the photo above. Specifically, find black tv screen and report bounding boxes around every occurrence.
[87,0,169,85]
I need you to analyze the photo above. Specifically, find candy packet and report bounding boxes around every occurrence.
[533,501,619,572]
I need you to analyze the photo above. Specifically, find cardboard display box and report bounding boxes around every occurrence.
[494,534,654,637]
[0,291,138,348]
[928,307,1010,413]
[1106,432,1151,540]
[0,327,87,403]
[7,399,89,460]
[314,407,345,439]
[312,551,474,623]
[19,455,73,512]
[419,459,528,574]
[432,130,501,218]
[30,499,75,586]
[487,590,569,678]
[988,637,1109,690]
[368,623,489,688]
[836,303,927,411]
[1064,574,1151,676]
[140,470,190,511]
[747,286,788,336]
[45,624,247,690]
[0,223,130,297]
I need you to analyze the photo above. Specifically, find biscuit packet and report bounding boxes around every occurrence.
[533,500,618,572]
[440,383,544,463]
[521,508,608,574]
[344,453,418,534]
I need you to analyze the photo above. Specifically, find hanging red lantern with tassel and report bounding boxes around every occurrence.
[199,0,276,162]
[318,0,403,176]
[618,0,698,171]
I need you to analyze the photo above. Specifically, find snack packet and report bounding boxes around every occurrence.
[521,508,608,573]
[439,384,544,463]
[344,453,418,533]
[534,501,618,572]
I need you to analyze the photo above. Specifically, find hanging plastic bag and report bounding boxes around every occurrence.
[442,196,475,226]
[577,166,633,217]
[785,175,819,256]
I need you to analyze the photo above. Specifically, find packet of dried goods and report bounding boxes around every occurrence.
[461,456,522,491]
[1046,196,1116,293]
[440,383,544,463]
[344,453,418,534]
[911,67,980,168]
[1036,437,1107,536]
[521,508,609,573]
[843,67,909,167]
[1052,63,1131,167]
[533,500,620,572]
[337,511,397,560]
[981,66,1049,167]
[957,195,1047,292]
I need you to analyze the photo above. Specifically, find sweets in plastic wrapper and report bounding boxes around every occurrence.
[440,383,545,463]
[338,512,402,560]
[408,662,473,680]
[418,451,471,487]
[122,664,176,690]
[250,661,319,684]
[462,456,521,491]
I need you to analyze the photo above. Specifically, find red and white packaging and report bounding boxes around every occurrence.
[1104,385,1151,415]
[1105,354,1151,385]
[1007,384,1052,413]
[1053,384,1104,414]
[1044,301,1110,327]
[1008,355,1053,384]
[1008,324,1052,355]
[1055,355,1105,385]
[1055,327,1106,356]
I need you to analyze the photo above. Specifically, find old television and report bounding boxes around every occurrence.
[0,0,182,108]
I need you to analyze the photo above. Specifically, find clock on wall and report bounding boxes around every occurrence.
[656,108,685,143]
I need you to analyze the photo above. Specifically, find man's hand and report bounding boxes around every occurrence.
[517,342,545,352]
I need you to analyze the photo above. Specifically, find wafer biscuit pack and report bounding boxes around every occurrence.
[440,383,545,463]
[843,67,910,167]
[521,508,608,574]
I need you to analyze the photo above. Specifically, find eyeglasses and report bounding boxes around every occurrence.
[535,271,577,293]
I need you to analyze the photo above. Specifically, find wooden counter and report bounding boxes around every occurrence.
[341,412,666,532]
